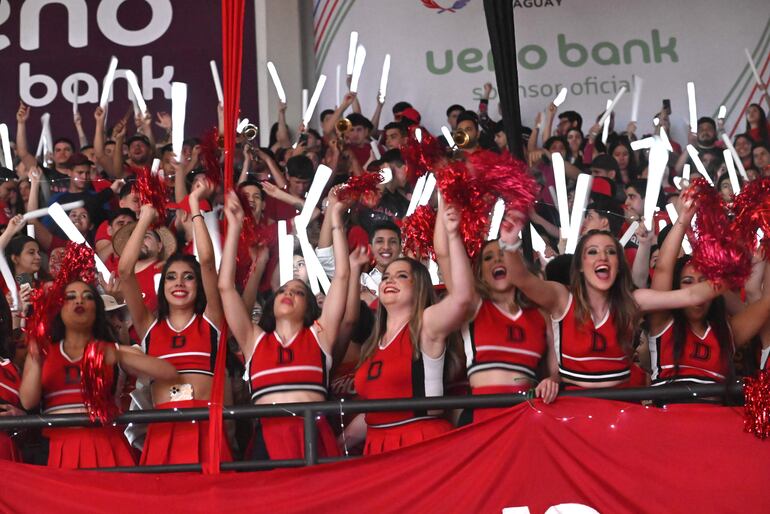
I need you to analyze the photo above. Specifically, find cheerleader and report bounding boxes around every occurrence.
[0,293,23,461]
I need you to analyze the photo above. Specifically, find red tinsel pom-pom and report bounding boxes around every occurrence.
[684,178,752,290]
[732,177,770,255]
[401,205,437,259]
[133,165,167,226]
[466,151,539,214]
[400,126,445,185]
[199,128,222,188]
[338,172,383,207]
[744,370,770,440]
[81,342,120,424]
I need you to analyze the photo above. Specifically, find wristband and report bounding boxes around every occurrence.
[498,239,522,252]
[191,214,204,222]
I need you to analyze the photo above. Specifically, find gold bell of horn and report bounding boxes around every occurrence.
[336,117,352,134]
[452,129,470,148]
[240,123,259,141]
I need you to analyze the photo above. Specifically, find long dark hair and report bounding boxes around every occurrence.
[5,236,39,276]
[51,281,116,343]
[609,137,639,184]
[746,103,769,145]
[258,279,321,333]
[156,254,207,321]
[569,230,639,354]
[671,256,733,375]
[0,292,13,360]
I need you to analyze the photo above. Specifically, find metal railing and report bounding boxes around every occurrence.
[0,381,744,473]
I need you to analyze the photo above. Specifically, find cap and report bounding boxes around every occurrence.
[399,107,422,125]
[590,154,620,174]
[101,295,126,312]
[590,176,615,199]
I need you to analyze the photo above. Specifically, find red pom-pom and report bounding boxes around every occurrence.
[744,370,770,440]
[132,166,167,227]
[81,342,120,424]
[684,178,752,289]
[338,172,383,207]
[400,126,446,185]
[401,205,437,259]
[199,128,222,188]
[732,177,770,255]
[466,151,539,214]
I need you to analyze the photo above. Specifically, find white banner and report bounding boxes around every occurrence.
[314,0,769,141]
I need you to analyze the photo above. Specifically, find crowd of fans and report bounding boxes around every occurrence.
[0,77,769,469]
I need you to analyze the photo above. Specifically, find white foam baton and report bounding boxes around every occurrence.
[565,173,592,255]
[266,62,287,104]
[630,75,643,123]
[125,70,147,116]
[665,203,692,254]
[658,127,674,153]
[597,86,627,125]
[601,99,612,145]
[0,253,18,311]
[302,75,327,127]
[349,45,367,94]
[99,56,119,108]
[441,126,455,149]
[379,167,392,185]
[644,138,670,231]
[686,82,697,133]
[346,32,358,76]
[551,152,570,238]
[405,174,428,217]
[418,173,436,206]
[530,224,549,257]
[682,163,691,184]
[378,54,391,104]
[293,163,333,295]
[277,220,295,287]
[202,211,223,271]
[23,200,84,221]
[369,140,381,160]
[686,144,714,186]
[552,87,568,107]
[723,149,741,195]
[297,164,332,229]
[72,81,79,117]
[619,221,639,247]
[721,133,748,180]
[717,105,727,120]
[171,82,188,160]
[0,124,11,169]
[335,64,341,107]
[301,89,308,117]
[209,60,224,104]
[48,203,110,282]
[745,48,766,87]
[487,198,505,240]
[630,136,655,151]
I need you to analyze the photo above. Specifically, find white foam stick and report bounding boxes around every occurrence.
[23,200,84,221]
[302,75,327,127]
[0,253,18,311]
[665,203,679,224]
[277,220,294,286]
[297,164,332,228]
[643,139,669,231]
[237,118,249,132]
[745,48,765,87]
[72,84,79,117]
[202,211,222,271]
[597,86,627,125]
[301,89,308,116]
[125,70,147,115]
[428,259,440,286]
[658,127,674,153]
[41,113,53,158]
[683,163,691,183]
[378,54,391,104]
[530,224,547,255]
[721,133,748,180]
[209,60,224,104]
[379,167,392,185]
[686,144,714,186]
[601,99,612,145]
[48,203,110,282]
[266,62,287,103]
[346,31,358,76]
[630,75,643,122]
[548,186,557,208]
[658,219,668,232]
[686,82,697,133]
[717,105,727,120]
[418,173,436,206]
[295,232,321,295]
[151,158,160,174]
[630,136,655,151]
[565,174,592,255]
[0,124,11,169]
[653,117,660,127]
[405,174,427,217]
[335,65,341,106]
[415,128,422,143]
[26,225,35,238]
[99,56,119,108]
[171,82,187,160]
[349,45,367,94]
[369,140,381,160]
[619,221,639,247]
[552,87,568,107]
[723,149,741,194]
[487,198,505,240]
[551,152,570,236]
[441,126,455,148]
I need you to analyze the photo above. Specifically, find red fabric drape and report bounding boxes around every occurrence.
[2,399,768,513]
[204,0,245,475]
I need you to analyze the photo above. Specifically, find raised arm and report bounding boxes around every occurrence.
[188,180,223,328]
[25,168,54,251]
[110,119,127,179]
[14,102,39,171]
[333,246,369,366]
[117,205,156,338]
[73,110,88,148]
[261,180,319,221]
[634,281,723,313]
[241,245,269,316]
[274,101,291,150]
[255,147,287,189]
[542,103,557,141]
[729,262,770,347]
[19,350,43,410]
[651,197,695,291]
[0,215,26,251]
[499,211,570,317]
[370,97,384,138]
[317,194,351,353]
[631,222,655,289]
[323,93,356,138]
[433,195,453,292]
[421,205,476,357]
[218,191,262,357]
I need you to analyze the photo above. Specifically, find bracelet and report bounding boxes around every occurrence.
[498,239,522,252]
[191,214,204,222]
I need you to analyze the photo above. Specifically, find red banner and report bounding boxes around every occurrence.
[0,398,767,513]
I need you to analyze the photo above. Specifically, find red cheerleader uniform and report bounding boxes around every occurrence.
[0,358,22,461]
[649,320,730,385]
[553,294,631,385]
[463,300,547,422]
[354,325,452,455]
[41,341,135,469]
[245,326,339,460]
[140,314,232,466]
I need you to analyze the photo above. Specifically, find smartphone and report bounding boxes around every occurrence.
[662,99,671,115]
[298,132,309,145]
[15,273,33,287]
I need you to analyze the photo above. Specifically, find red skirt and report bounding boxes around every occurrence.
[43,426,136,469]
[0,432,21,462]
[248,416,340,461]
[471,384,531,423]
[364,418,453,456]
[140,400,233,466]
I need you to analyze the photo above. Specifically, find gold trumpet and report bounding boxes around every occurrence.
[240,123,259,141]
[336,117,352,133]
[452,129,470,148]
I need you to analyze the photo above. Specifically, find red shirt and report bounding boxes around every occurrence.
[142,314,220,376]
[263,196,299,222]
[649,320,729,385]
[0,358,20,407]
[135,262,163,313]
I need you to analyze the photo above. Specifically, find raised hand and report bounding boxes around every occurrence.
[224,190,244,225]
[443,204,461,236]
[499,210,526,245]
[16,102,29,123]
